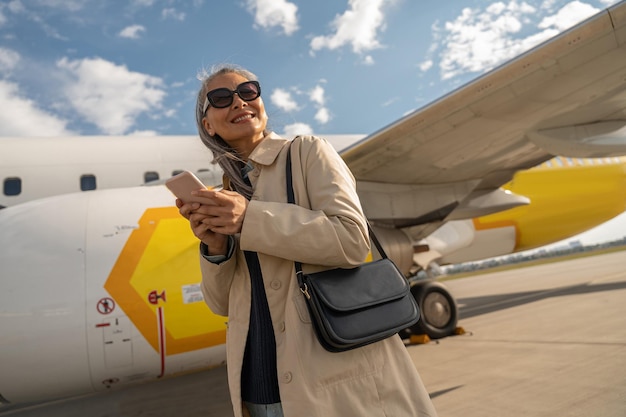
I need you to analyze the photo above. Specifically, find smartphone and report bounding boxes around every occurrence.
[165,171,217,205]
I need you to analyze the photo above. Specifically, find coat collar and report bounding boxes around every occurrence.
[247,132,289,167]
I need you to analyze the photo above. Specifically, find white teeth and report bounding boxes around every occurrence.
[233,114,253,123]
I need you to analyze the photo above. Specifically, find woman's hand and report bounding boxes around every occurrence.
[176,189,249,255]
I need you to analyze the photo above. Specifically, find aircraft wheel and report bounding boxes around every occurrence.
[406,281,458,339]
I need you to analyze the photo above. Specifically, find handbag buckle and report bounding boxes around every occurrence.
[300,283,311,300]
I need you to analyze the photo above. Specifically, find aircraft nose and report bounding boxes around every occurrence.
[0,194,91,403]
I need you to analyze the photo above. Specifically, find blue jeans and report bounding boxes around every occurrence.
[243,402,284,417]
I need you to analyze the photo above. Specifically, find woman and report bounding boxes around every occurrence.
[177,64,438,417]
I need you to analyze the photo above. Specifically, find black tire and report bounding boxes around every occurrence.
[405,281,458,339]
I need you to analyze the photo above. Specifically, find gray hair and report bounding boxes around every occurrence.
[196,64,267,199]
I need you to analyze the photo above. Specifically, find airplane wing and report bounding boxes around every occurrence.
[341,1,626,234]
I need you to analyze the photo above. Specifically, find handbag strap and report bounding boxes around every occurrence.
[285,140,389,278]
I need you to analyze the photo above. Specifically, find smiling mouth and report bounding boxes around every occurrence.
[232,114,254,123]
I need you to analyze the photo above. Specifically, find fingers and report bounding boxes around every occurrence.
[177,201,201,220]
[189,212,211,229]
[191,189,221,205]
[188,213,216,243]
[191,189,242,206]
[199,214,243,236]
[178,189,248,236]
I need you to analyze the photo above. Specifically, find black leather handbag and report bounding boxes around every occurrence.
[286,144,420,352]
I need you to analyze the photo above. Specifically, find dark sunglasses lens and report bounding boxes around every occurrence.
[206,82,260,109]
[208,89,233,108]
[237,82,260,101]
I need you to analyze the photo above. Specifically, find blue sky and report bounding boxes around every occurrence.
[0,0,620,138]
[0,0,624,245]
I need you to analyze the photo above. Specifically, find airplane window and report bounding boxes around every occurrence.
[144,171,159,183]
[3,177,21,196]
[172,170,184,176]
[80,174,97,191]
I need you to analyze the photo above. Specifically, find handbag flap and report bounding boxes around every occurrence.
[305,259,410,312]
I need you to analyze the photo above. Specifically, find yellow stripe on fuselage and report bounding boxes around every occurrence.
[475,156,626,252]
[105,207,227,355]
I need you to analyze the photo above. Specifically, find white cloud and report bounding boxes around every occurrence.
[539,0,559,9]
[538,1,599,31]
[439,1,537,79]
[271,88,299,112]
[0,47,20,72]
[309,85,325,106]
[162,8,185,21]
[314,107,330,124]
[310,0,387,54]
[382,97,399,107]
[419,60,433,72]
[36,0,86,12]
[57,57,166,135]
[132,0,156,6]
[7,1,67,40]
[309,84,331,125]
[272,83,331,125]
[433,0,605,81]
[127,129,159,136]
[0,79,73,136]
[7,1,25,14]
[283,122,313,137]
[118,24,146,39]
[246,0,299,36]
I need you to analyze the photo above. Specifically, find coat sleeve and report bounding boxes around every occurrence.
[240,136,370,268]
[199,238,239,316]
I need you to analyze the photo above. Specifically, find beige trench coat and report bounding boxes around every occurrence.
[200,134,437,417]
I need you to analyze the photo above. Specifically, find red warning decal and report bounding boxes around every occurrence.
[148,290,166,305]
[97,297,115,315]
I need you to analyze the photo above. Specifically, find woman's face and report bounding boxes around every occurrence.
[202,72,268,154]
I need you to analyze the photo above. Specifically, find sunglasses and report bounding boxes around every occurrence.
[203,81,261,112]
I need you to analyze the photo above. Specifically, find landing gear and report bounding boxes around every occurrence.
[402,280,458,340]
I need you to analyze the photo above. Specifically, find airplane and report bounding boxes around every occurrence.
[0,135,219,208]
[1,0,626,410]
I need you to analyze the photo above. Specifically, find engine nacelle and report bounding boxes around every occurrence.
[370,225,414,276]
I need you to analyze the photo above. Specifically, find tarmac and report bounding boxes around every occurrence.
[409,249,626,417]
[3,250,625,416]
